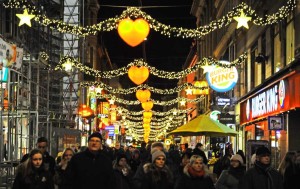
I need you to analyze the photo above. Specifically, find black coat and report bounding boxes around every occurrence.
[12,165,54,189]
[65,149,115,189]
[133,163,173,189]
[114,168,132,189]
[240,162,283,189]
[174,173,215,189]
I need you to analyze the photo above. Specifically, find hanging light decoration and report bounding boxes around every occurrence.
[142,101,153,111]
[117,18,150,47]
[136,89,151,102]
[128,66,149,85]
[143,111,153,118]
[78,104,94,118]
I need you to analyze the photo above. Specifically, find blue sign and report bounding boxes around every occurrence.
[105,125,115,136]
[0,67,8,82]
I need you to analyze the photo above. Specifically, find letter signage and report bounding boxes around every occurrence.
[206,60,238,92]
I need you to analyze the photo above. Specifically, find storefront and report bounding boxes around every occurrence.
[240,69,300,168]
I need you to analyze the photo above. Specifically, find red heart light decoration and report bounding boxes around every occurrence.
[118,18,150,47]
[128,66,149,85]
[136,89,151,102]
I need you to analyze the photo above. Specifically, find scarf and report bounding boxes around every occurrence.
[188,166,205,178]
[255,161,274,189]
[228,165,245,181]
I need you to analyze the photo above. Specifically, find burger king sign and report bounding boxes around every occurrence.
[206,60,238,92]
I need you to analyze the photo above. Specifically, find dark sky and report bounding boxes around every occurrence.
[97,0,196,111]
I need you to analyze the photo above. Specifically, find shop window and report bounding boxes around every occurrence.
[286,14,294,64]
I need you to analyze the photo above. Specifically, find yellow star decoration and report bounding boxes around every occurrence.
[179,100,186,106]
[201,62,215,74]
[16,9,35,27]
[185,88,193,95]
[108,99,115,105]
[233,10,252,29]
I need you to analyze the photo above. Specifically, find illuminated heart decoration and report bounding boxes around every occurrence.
[136,89,151,102]
[143,111,153,118]
[143,118,151,124]
[118,18,150,47]
[128,66,149,85]
[142,101,153,111]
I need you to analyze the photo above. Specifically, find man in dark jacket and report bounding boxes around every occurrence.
[20,137,56,175]
[65,132,115,189]
[240,146,283,189]
[192,143,208,164]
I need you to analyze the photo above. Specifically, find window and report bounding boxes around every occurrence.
[273,25,282,72]
[286,14,294,64]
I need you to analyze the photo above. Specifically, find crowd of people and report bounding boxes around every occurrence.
[11,132,300,189]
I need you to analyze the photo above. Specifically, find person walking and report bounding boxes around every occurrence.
[12,149,54,189]
[53,148,75,189]
[21,137,56,175]
[240,146,283,189]
[113,153,133,189]
[65,132,115,189]
[174,154,215,189]
[193,143,208,165]
[215,154,245,189]
[133,149,173,189]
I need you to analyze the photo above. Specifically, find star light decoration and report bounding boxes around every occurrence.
[16,9,35,27]
[4,0,296,37]
[233,10,252,29]
[201,61,215,74]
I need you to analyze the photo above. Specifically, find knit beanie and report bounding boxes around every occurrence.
[88,132,103,142]
[231,154,244,164]
[151,142,164,154]
[151,150,166,163]
[256,146,271,156]
[116,153,127,163]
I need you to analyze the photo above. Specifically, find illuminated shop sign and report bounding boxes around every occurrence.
[206,60,238,92]
[217,97,231,106]
[246,80,286,120]
[105,125,115,136]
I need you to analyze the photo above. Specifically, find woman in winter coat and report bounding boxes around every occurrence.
[53,148,75,189]
[133,149,173,189]
[174,155,215,189]
[215,154,245,189]
[113,153,133,189]
[12,149,54,189]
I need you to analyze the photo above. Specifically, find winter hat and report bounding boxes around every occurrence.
[88,132,103,142]
[231,154,244,164]
[256,146,271,156]
[116,153,127,163]
[151,142,164,150]
[151,149,166,163]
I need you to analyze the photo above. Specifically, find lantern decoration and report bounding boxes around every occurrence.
[143,118,151,124]
[117,18,150,47]
[128,66,149,85]
[193,81,209,95]
[142,101,153,111]
[233,10,252,29]
[78,104,94,118]
[16,9,35,27]
[136,89,151,102]
[143,111,153,118]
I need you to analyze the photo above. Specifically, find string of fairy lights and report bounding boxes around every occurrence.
[56,53,247,79]
[97,93,205,106]
[111,107,193,116]
[4,0,296,139]
[84,82,206,95]
[4,0,296,38]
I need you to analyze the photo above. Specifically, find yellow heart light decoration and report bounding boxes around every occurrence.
[143,111,153,119]
[117,18,150,47]
[142,101,153,111]
[128,66,149,85]
[136,89,151,102]
[143,118,151,124]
